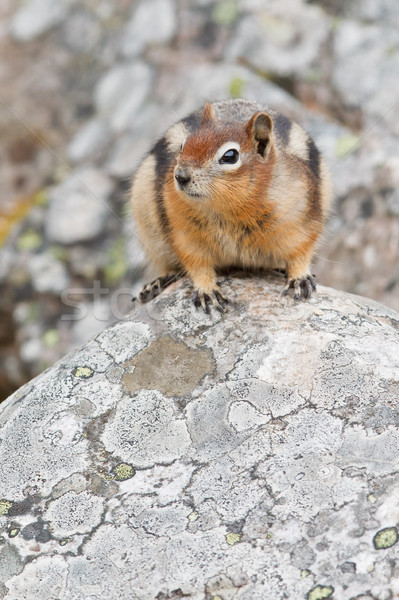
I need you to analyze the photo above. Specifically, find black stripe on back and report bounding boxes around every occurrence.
[307,136,320,180]
[151,136,174,237]
[273,113,292,144]
[307,177,322,220]
[152,136,173,182]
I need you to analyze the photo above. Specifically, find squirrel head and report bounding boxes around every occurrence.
[174,102,275,201]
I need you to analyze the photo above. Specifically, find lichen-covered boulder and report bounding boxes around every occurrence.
[1,274,399,600]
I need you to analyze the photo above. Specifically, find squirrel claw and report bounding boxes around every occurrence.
[138,273,182,303]
[280,274,316,301]
[192,288,228,314]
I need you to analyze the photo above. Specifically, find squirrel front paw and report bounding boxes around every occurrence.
[281,274,316,300]
[137,273,182,303]
[192,288,228,314]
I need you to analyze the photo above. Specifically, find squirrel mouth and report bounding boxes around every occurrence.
[182,190,204,199]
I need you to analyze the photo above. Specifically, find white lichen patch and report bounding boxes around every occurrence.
[72,341,115,372]
[44,490,105,537]
[376,483,399,524]
[285,409,344,454]
[189,456,265,522]
[228,343,272,381]
[0,403,89,500]
[343,333,399,381]
[101,390,190,467]
[134,503,191,536]
[228,427,272,469]
[96,320,152,363]
[43,412,85,447]
[265,452,366,522]
[73,379,123,416]
[186,384,247,461]
[228,400,270,432]
[256,330,334,393]
[4,555,68,599]
[337,426,399,476]
[117,461,195,505]
[226,378,305,419]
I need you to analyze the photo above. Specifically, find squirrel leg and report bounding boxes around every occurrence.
[281,249,317,301]
[179,256,228,314]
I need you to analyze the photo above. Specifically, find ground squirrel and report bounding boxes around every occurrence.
[130,99,332,312]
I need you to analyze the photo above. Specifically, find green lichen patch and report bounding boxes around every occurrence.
[212,0,239,26]
[188,511,198,522]
[335,134,360,159]
[112,463,135,482]
[226,532,241,546]
[43,329,60,348]
[49,245,68,262]
[16,229,42,251]
[301,569,311,578]
[8,528,20,538]
[373,526,399,549]
[0,500,13,516]
[99,472,114,482]
[104,236,127,285]
[26,301,40,323]
[34,190,48,206]
[229,76,245,98]
[59,538,71,546]
[73,366,94,379]
[0,536,5,544]
[307,585,334,600]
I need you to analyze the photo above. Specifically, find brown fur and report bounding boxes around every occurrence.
[131,99,332,307]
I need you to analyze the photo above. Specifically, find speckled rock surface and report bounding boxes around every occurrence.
[1,274,399,599]
[2,0,399,402]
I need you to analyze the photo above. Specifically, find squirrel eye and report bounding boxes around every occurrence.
[219,148,239,164]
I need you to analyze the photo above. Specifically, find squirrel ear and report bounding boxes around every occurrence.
[245,112,273,158]
[201,101,215,125]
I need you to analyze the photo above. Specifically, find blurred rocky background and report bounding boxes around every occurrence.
[1,0,399,401]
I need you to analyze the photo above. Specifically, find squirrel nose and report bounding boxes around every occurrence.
[175,167,191,186]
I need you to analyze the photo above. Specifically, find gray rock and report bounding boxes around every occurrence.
[175,63,302,118]
[227,2,329,77]
[60,10,102,53]
[70,299,115,347]
[19,337,43,364]
[94,62,153,133]
[0,247,14,282]
[106,133,147,177]
[10,0,76,42]
[332,20,399,133]
[347,0,399,23]
[120,0,177,58]
[67,119,111,163]
[104,101,161,177]
[28,252,70,294]
[1,275,399,599]
[45,168,113,244]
